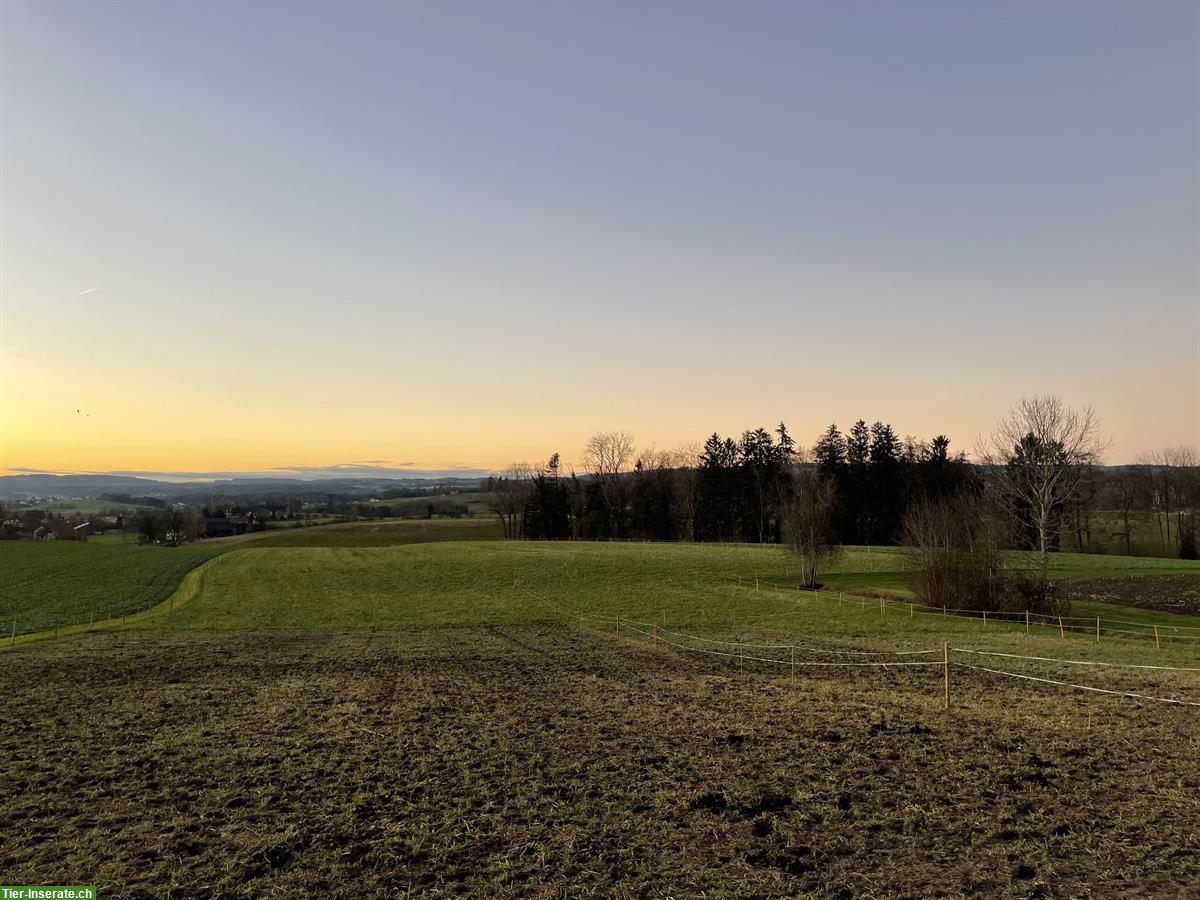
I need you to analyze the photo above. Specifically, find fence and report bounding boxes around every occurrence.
[524,586,1200,711]
[728,575,1200,648]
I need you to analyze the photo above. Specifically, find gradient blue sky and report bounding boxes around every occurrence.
[2,0,1197,473]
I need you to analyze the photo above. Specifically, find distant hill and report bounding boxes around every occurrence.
[0,471,489,501]
[0,474,170,499]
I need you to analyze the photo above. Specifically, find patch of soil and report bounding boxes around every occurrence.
[0,627,1197,897]
[1061,574,1200,615]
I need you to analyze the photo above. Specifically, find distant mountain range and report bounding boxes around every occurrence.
[0,468,492,500]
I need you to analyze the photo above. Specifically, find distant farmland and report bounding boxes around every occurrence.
[365,490,496,517]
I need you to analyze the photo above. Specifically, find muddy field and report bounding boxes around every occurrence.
[2,627,1197,898]
[1062,574,1200,615]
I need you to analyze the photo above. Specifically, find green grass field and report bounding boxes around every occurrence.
[5,529,1199,640]
[4,529,1199,896]
[19,498,156,516]
[0,519,503,634]
[365,490,496,516]
[0,540,228,633]
[143,542,1199,665]
[263,514,346,529]
[86,531,141,544]
[249,517,503,547]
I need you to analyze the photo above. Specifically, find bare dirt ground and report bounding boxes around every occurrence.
[1062,574,1200,615]
[2,628,1197,898]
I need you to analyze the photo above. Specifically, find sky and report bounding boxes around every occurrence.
[1,0,1197,477]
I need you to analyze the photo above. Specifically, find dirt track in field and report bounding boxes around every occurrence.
[2,628,1197,898]
[1062,574,1200,615]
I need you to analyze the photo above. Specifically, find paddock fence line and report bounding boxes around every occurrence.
[519,583,1200,711]
[517,580,945,665]
[726,575,1200,648]
[954,663,1200,708]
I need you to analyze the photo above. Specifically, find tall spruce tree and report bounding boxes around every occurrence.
[813,424,846,472]
[844,420,872,542]
[695,433,741,541]
[739,427,779,543]
[868,421,904,544]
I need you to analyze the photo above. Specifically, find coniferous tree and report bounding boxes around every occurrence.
[846,420,871,468]
[775,422,796,462]
[813,424,846,473]
[695,433,741,541]
[739,426,779,543]
[814,424,853,541]
[867,421,903,544]
[629,454,677,540]
[525,454,571,539]
[845,420,871,542]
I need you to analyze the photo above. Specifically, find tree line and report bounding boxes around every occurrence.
[488,396,1199,613]
[492,422,977,547]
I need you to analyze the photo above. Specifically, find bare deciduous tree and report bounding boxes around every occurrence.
[1138,446,1198,556]
[777,463,839,588]
[978,395,1107,594]
[1104,465,1150,556]
[902,493,1007,611]
[582,431,636,538]
[487,463,533,539]
[669,442,702,542]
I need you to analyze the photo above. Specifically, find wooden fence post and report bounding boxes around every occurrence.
[909,603,913,619]
[1154,625,1161,651]
[1058,617,1064,639]
[9,619,15,648]
[943,642,950,710]
[983,610,987,628]
[1025,610,1030,636]
[1096,617,1100,642]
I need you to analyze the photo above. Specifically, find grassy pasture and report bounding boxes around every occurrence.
[249,517,503,548]
[86,531,141,544]
[5,537,1200,896]
[0,541,228,635]
[0,519,503,634]
[19,498,156,516]
[4,532,1198,642]
[366,490,496,516]
[263,514,345,529]
[157,541,1200,662]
